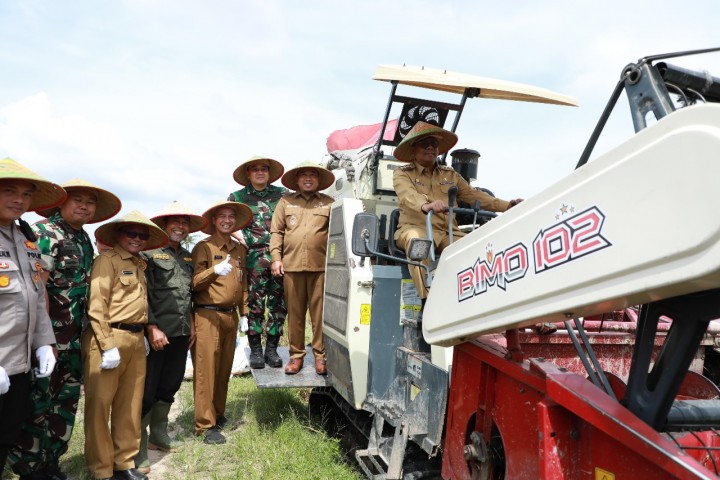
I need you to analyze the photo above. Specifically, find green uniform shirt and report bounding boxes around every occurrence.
[33,212,93,351]
[228,184,286,249]
[142,244,193,337]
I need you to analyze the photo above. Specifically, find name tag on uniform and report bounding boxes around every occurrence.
[414,180,425,186]
[153,253,171,260]
[184,257,192,262]
[121,270,133,275]
[439,180,454,185]
[0,251,9,258]
[214,255,223,260]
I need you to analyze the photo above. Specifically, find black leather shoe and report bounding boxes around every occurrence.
[112,468,149,480]
[203,426,226,445]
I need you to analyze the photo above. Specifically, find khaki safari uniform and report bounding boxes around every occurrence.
[191,233,247,436]
[393,162,510,299]
[269,191,333,361]
[82,246,148,479]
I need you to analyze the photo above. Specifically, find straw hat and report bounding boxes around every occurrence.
[392,121,458,162]
[0,158,67,211]
[95,210,169,251]
[232,155,285,187]
[201,200,253,235]
[36,178,122,223]
[281,161,335,191]
[151,201,207,233]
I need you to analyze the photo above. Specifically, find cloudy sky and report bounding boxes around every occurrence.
[1,0,718,239]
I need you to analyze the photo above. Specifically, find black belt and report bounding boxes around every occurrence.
[248,244,268,250]
[196,305,235,313]
[110,323,145,333]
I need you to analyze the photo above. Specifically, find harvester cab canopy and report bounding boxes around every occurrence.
[370,64,578,164]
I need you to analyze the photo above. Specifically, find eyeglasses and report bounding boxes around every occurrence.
[413,137,440,149]
[122,231,150,240]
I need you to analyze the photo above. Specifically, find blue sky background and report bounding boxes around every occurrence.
[1,1,718,239]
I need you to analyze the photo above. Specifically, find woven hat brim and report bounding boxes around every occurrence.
[95,217,169,251]
[281,166,335,191]
[393,128,458,162]
[37,186,122,223]
[0,158,67,211]
[151,213,207,234]
[201,201,253,235]
[233,158,285,186]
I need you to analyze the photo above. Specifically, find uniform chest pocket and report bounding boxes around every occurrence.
[119,275,138,287]
[439,182,456,194]
[0,261,24,294]
[312,208,330,227]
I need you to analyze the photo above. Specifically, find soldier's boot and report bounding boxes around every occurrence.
[148,401,181,452]
[247,334,265,369]
[264,335,283,368]
[134,413,151,474]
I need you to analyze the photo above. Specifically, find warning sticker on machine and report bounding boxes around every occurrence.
[407,354,422,379]
[594,467,615,480]
[360,304,371,325]
[400,279,421,323]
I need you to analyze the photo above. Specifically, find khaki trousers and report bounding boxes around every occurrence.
[81,328,146,479]
[396,227,464,299]
[284,271,325,360]
[191,309,238,435]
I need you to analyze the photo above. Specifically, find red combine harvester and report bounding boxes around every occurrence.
[252,47,720,479]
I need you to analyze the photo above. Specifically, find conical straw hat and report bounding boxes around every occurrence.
[95,210,169,251]
[280,161,335,191]
[0,158,66,211]
[392,121,458,162]
[232,155,284,186]
[36,178,121,223]
[151,201,207,233]
[201,200,253,235]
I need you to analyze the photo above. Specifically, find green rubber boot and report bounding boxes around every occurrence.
[148,401,182,452]
[134,412,151,474]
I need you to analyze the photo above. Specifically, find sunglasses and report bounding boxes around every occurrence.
[413,137,440,149]
[122,230,150,241]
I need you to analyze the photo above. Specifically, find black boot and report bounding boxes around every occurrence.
[247,334,265,369]
[264,335,283,368]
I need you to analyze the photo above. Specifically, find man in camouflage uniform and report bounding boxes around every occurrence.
[228,156,287,369]
[9,179,120,480]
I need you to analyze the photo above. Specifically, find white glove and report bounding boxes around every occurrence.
[35,345,56,378]
[144,337,150,356]
[0,366,10,395]
[240,315,249,333]
[100,347,121,369]
[213,255,233,276]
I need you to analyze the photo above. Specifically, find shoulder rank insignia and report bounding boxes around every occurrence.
[24,240,37,250]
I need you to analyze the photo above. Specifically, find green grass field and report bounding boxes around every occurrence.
[2,374,362,480]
